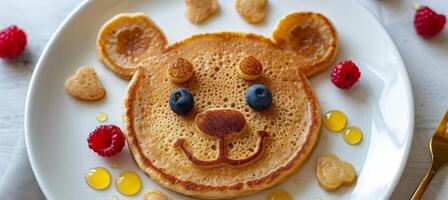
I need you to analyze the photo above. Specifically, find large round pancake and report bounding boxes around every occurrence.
[123,33,321,199]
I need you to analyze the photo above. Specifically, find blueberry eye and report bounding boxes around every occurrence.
[169,88,194,115]
[245,84,272,111]
[256,89,265,96]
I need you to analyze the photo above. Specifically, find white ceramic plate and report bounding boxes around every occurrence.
[25,0,414,199]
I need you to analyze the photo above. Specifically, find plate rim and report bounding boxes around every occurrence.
[24,0,415,199]
[353,2,415,199]
[24,0,94,198]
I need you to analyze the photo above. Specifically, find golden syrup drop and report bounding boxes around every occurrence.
[96,112,108,122]
[266,189,292,200]
[322,110,347,132]
[344,126,362,144]
[116,171,142,196]
[413,3,421,10]
[85,167,111,190]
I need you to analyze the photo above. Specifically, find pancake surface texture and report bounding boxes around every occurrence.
[119,12,336,199]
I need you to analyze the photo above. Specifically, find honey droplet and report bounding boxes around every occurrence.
[97,112,108,122]
[116,171,142,196]
[344,126,362,144]
[322,110,347,132]
[413,3,421,10]
[85,167,111,190]
[266,189,292,200]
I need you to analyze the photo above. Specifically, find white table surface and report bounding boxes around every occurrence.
[0,0,446,199]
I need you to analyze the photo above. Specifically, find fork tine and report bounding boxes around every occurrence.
[434,111,448,137]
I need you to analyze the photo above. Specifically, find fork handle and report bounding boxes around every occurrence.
[410,162,440,200]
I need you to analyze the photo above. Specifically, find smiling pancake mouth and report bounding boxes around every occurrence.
[174,108,269,167]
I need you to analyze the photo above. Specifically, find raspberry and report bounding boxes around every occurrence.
[414,6,446,38]
[331,60,361,89]
[87,125,125,157]
[0,25,27,59]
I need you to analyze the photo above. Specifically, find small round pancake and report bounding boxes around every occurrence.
[237,55,263,80]
[141,189,172,200]
[185,0,220,24]
[97,13,167,79]
[124,32,321,199]
[273,12,338,76]
[167,58,194,83]
[235,0,267,24]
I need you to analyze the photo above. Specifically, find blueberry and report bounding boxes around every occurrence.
[169,88,194,115]
[245,84,272,111]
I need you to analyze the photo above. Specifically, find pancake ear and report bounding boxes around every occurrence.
[97,13,168,79]
[237,55,263,81]
[271,12,339,77]
[167,58,194,83]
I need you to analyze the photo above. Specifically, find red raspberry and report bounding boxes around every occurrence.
[87,125,125,157]
[414,6,446,38]
[331,60,361,89]
[0,25,27,59]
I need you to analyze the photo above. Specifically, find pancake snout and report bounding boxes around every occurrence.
[174,108,270,168]
[195,108,247,139]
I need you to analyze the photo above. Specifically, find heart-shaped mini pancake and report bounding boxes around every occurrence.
[316,152,356,191]
[64,66,105,101]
